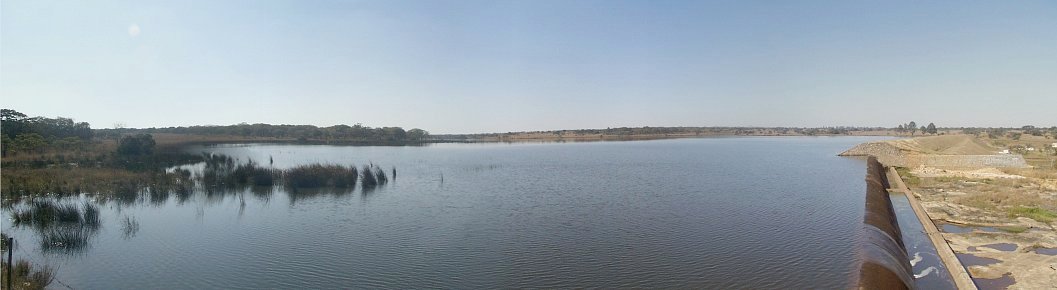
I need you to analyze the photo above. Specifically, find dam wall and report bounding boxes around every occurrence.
[857,156,914,290]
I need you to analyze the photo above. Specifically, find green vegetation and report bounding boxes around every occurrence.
[2,109,92,156]
[1,108,422,200]
[895,121,940,136]
[9,200,102,254]
[11,200,100,228]
[1,110,205,200]
[233,161,280,186]
[284,164,359,188]
[1008,206,1056,223]
[998,226,1029,233]
[894,167,920,186]
[197,154,388,192]
[926,123,937,134]
[98,123,430,143]
[117,134,156,155]
[360,165,389,188]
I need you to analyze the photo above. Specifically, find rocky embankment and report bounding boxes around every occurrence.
[839,135,1027,168]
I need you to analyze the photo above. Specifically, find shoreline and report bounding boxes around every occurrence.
[157,132,902,147]
[844,135,1057,289]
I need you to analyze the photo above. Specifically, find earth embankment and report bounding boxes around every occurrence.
[839,135,1027,168]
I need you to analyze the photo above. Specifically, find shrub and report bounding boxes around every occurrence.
[117,134,156,155]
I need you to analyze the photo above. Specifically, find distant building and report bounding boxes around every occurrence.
[1026,147,1035,151]
[1000,149,1010,154]
[1051,142,1057,148]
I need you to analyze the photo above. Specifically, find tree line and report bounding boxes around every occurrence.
[97,123,429,143]
[895,121,938,136]
[895,122,1057,139]
[1,109,93,156]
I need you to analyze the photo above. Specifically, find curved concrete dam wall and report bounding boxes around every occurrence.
[857,157,914,289]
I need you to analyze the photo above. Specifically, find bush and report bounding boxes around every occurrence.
[117,134,156,155]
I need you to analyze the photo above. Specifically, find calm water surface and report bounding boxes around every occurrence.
[4,137,891,288]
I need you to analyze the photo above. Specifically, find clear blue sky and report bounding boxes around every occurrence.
[3,0,1055,133]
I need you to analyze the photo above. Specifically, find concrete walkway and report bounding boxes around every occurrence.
[887,167,978,290]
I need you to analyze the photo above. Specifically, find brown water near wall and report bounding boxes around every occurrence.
[857,157,914,289]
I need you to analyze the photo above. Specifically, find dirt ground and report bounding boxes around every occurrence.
[904,166,1057,289]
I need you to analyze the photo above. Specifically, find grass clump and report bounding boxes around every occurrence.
[1,260,55,290]
[360,165,389,189]
[895,167,920,186]
[284,164,358,188]
[1008,206,1056,223]
[232,161,280,186]
[360,165,377,188]
[10,199,102,254]
[11,200,98,228]
[998,226,1028,233]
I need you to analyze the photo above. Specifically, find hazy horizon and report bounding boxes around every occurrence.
[4,1,1056,134]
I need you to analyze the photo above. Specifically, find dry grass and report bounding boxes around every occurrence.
[1,167,193,199]
[919,171,1056,224]
[150,133,292,148]
[0,259,54,290]
[1000,168,1057,180]
[1,140,115,166]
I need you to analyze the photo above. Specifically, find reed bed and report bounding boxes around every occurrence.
[203,156,389,191]
[11,200,100,228]
[9,199,102,254]
[283,164,358,188]
[1,259,55,290]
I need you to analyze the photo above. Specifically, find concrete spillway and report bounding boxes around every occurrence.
[857,156,914,289]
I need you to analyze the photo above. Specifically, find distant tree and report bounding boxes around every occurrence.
[1022,125,1043,136]
[907,121,917,136]
[407,128,429,141]
[117,134,156,155]
[1,109,27,122]
[0,134,9,156]
[13,133,47,154]
[1,109,29,139]
[896,125,905,134]
[926,123,937,134]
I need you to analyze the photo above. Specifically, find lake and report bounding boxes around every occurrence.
[3,137,896,288]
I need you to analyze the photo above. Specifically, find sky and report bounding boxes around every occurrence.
[2,0,1055,134]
